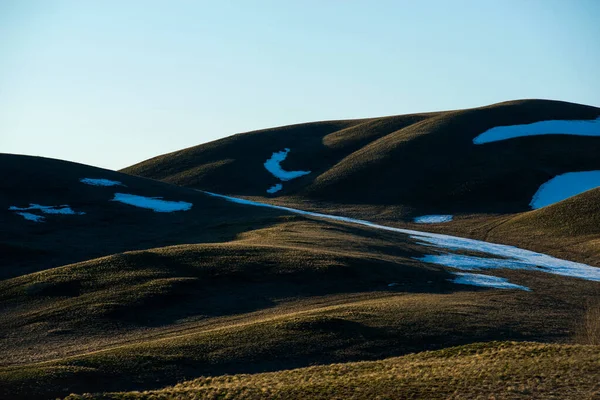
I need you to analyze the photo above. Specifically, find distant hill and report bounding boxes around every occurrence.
[0,154,282,279]
[124,99,600,215]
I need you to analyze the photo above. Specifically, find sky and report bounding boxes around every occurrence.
[1,0,599,170]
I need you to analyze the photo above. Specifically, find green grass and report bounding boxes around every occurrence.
[63,341,600,400]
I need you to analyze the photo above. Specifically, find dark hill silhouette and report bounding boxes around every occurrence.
[0,154,282,279]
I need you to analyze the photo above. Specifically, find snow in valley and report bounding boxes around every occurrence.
[112,193,192,212]
[80,178,124,187]
[201,191,600,290]
[530,170,600,209]
[473,116,600,144]
[450,272,530,291]
[414,215,453,224]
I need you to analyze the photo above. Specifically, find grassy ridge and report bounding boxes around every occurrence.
[64,342,600,400]
[123,99,600,214]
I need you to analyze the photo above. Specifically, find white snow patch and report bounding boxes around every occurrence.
[450,272,530,291]
[414,215,453,224]
[530,170,600,209]
[264,148,311,181]
[266,183,283,194]
[15,212,45,222]
[9,204,85,215]
[200,191,600,284]
[112,193,192,212]
[80,178,123,187]
[473,116,600,144]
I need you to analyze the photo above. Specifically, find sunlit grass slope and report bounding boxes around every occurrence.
[64,342,600,400]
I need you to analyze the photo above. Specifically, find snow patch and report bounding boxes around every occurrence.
[414,215,453,224]
[9,204,85,215]
[411,235,600,282]
[473,116,600,144]
[264,148,311,181]
[112,193,192,212]
[15,212,45,222]
[530,170,600,209]
[200,191,600,284]
[80,178,123,187]
[450,272,530,291]
[266,183,283,194]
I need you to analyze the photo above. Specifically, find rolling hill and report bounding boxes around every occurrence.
[124,99,600,216]
[123,98,600,268]
[2,99,600,399]
[0,154,283,279]
[64,342,600,400]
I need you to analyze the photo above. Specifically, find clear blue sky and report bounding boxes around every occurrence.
[2,0,599,170]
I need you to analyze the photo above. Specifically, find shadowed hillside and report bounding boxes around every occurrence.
[124,99,600,215]
[0,154,282,279]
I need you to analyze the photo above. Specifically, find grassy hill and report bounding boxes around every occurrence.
[123,99,600,215]
[2,215,599,399]
[122,98,600,267]
[63,342,600,400]
[418,187,600,266]
[0,154,282,279]
[3,100,600,399]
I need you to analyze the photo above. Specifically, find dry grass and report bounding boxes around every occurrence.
[576,301,600,345]
[1,218,599,399]
[123,99,600,216]
[64,341,600,400]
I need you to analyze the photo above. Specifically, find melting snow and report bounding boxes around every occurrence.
[414,215,453,224]
[15,212,45,222]
[266,183,283,194]
[473,116,600,144]
[9,204,85,215]
[450,272,530,291]
[530,170,600,209]
[80,178,123,187]
[112,193,192,212]
[264,148,311,181]
[200,191,600,285]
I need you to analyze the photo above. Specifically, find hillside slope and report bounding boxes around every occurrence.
[64,342,600,400]
[421,187,600,266]
[2,208,600,399]
[124,99,600,215]
[0,154,282,279]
